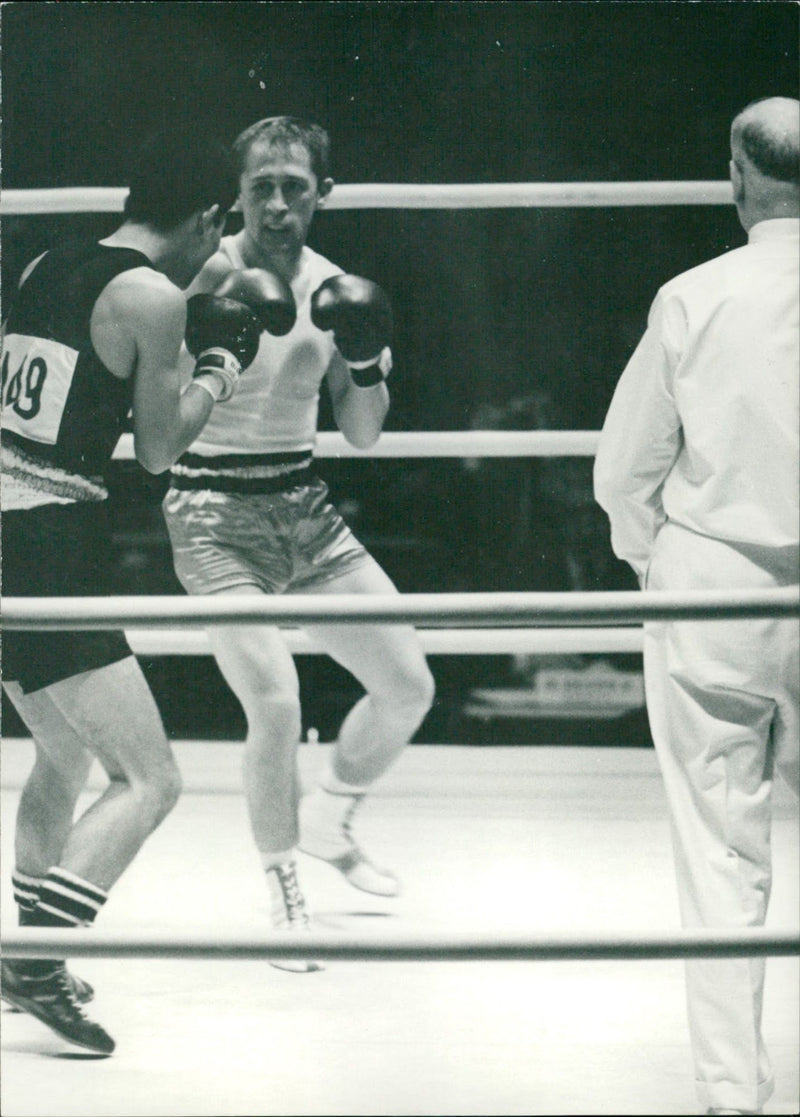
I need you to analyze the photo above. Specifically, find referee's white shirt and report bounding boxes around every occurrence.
[594,218,800,582]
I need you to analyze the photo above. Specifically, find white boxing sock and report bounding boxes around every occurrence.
[260,848,296,871]
[321,770,368,796]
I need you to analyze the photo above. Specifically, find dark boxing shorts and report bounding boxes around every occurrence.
[2,501,132,694]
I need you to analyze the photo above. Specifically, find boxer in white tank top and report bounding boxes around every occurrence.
[182,235,343,460]
[162,117,434,970]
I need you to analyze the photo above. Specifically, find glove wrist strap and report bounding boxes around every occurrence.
[193,347,242,379]
[192,348,242,403]
[348,346,392,386]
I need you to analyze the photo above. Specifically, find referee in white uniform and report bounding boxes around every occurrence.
[594,97,799,1117]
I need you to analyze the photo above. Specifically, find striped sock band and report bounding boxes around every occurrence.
[12,869,43,912]
[36,868,108,928]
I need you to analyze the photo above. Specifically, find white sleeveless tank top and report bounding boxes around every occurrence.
[187,238,343,457]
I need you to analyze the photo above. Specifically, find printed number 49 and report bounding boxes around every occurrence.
[1,351,48,419]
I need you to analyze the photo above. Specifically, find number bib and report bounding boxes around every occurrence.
[1,333,79,445]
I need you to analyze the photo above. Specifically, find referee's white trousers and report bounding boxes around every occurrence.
[643,522,799,1114]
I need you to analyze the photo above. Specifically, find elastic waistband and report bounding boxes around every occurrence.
[176,449,313,470]
[169,464,317,495]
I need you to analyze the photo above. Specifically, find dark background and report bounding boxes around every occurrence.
[2,1,798,743]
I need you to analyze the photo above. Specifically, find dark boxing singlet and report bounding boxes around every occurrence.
[1,241,150,507]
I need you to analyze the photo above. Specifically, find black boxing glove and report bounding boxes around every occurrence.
[310,274,393,386]
[215,268,297,337]
[185,294,262,402]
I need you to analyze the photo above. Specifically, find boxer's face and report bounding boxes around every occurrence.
[238,140,332,268]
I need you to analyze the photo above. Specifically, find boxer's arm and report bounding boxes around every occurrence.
[95,271,218,473]
[184,250,235,298]
[326,351,389,449]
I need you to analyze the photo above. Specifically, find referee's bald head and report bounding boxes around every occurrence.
[731,97,799,185]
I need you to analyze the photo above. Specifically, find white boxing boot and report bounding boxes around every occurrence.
[299,787,400,897]
[264,861,324,973]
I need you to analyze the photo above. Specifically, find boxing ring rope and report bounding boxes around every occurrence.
[113,430,602,459]
[2,926,797,963]
[122,627,645,656]
[0,180,733,216]
[4,588,796,658]
[4,587,798,630]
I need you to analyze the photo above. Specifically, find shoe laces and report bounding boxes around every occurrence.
[274,864,308,925]
[341,793,365,847]
[29,965,90,1023]
[52,966,87,1016]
